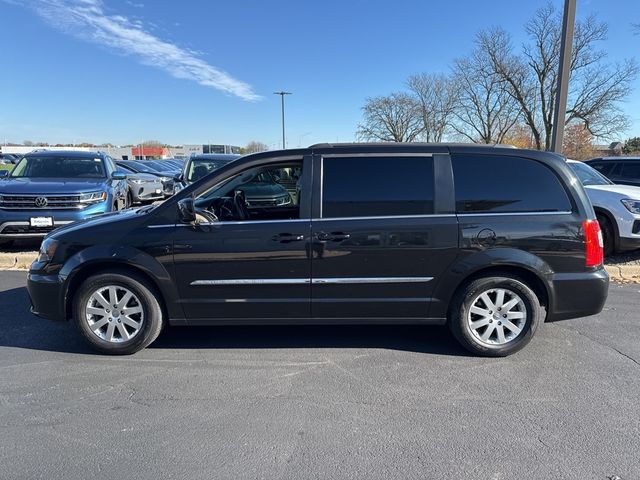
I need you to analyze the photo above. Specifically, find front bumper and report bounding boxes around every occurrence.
[131,182,164,203]
[618,236,640,252]
[546,267,609,321]
[27,272,67,321]
[0,204,109,238]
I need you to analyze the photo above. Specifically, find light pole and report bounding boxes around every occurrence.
[274,91,292,149]
[551,0,577,153]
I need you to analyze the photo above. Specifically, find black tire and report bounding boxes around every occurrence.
[596,214,615,257]
[72,271,164,355]
[126,191,133,208]
[449,275,542,357]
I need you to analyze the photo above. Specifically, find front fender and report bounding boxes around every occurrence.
[59,244,183,320]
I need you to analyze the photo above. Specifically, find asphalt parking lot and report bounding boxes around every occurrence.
[1,271,639,480]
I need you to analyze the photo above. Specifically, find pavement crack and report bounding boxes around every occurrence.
[558,324,640,368]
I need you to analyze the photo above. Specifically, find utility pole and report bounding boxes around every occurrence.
[274,91,292,149]
[551,0,577,153]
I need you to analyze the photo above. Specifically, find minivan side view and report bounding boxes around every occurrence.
[27,143,609,356]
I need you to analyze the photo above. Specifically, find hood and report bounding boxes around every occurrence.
[48,207,142,238]
[128,172,161,182]
[585,184,640,199]
[239,182,288,197]
[0,177,107,194]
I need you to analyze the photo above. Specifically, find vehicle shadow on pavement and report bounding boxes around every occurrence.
[0,286,96,354]
[151,324,471,357]
[0,285,470,357]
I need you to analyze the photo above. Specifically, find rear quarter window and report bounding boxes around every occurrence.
[452,154,572,213]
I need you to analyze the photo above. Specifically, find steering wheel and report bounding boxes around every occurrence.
[233,190,250,220]
[195,208,218,223]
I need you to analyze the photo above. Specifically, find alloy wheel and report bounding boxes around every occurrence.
[85,285,144,343]
[467,288,527,346]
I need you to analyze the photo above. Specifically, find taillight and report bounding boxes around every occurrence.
[583,219,604,267]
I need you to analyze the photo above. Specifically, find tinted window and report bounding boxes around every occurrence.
[621,162,640,180]
[452,155,571,213]
[589,162,615,176]
[322,156,434,218]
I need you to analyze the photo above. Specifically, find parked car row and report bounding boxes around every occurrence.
[0,150,244,247]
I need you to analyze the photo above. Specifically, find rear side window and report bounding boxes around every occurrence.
[452,155,571,213]
[589,162,615,176]
[322,156,434,218]
[621,162,640,180]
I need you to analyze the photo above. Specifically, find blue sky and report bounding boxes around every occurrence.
[0,0,638,148]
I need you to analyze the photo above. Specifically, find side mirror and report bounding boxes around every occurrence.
[177,197,196,223]
[0,170,8,178]
[112,171,127,180]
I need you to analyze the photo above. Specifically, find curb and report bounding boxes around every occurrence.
[0,252,37,270]
[604,264,640,284]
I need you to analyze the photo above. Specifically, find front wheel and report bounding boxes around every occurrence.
[73,271,164,354]
[449,275,542,356]
[596,214,615,257]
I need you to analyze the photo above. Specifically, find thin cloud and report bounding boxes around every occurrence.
[8,0,261,101]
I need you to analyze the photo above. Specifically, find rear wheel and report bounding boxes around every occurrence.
[596,214,615,257]
[449,275,542,356]
[73,271,164,354]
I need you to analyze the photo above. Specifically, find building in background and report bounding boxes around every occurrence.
[0,143,241,160]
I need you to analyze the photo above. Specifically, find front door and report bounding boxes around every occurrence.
[310,153,459,320]
[173,156,312,322]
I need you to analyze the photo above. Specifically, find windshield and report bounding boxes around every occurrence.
[10,155,106,178]
[186,158,235,183]
[569,161,613,186]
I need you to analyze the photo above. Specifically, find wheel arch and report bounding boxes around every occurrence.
[60,245,182,322]
[443,265,549,321]
[430,249,553,320]
[593,207,619,251]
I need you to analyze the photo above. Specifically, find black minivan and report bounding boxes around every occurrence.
[27,143,608,356]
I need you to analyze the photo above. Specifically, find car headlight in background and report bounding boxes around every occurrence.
[159,176,172,183]
[79,191,107,204]
[131,178,151,184]
[621,199,640,214]
[37,237,59,263]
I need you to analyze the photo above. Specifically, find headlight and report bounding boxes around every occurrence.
[131,179,148,184]
[159,177,171,183]
[79,191,107,204]
[37,238,59,263]
[276,195,292,206]
[621,199,640,214]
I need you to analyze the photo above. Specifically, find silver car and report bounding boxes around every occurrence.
[116,168,164,205]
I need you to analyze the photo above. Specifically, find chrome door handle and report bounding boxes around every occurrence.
[272,233,305,243]
[317,232,351,242]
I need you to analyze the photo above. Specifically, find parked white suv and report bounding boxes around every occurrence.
[568,160,640,255]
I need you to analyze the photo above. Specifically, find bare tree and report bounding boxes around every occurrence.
[356,93,423,142]
[406,73,457,142]
[479,3,638,150]
[450,41,521,144]
[243,141,269,154]
[562,122,594,160]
